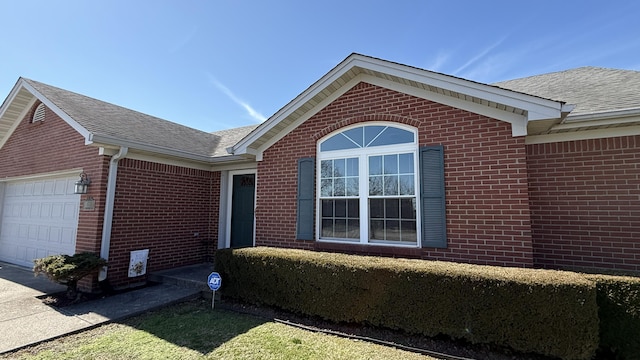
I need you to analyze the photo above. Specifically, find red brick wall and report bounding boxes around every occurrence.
[0,101,107,254]
[106,159,220,286]
[256,82,534,267]
[527,136,640,273]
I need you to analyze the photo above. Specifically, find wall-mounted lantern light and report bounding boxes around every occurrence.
[74,172,91,194]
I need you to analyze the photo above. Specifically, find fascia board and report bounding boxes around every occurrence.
[90,134,253,165]
[352,56,565,119]
[251,75,363,158]
[0,95,37,150]
[88,134,214,163]
[230,55,364,155]
[563,107,640,123]
[20,80,93,142]
[525,124,640,145]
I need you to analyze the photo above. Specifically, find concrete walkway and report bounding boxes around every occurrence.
[0,262,207,354]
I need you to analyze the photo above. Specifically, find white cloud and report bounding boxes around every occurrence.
[207,74,267,123]
[424,52,450,72]
[452,36,508,76]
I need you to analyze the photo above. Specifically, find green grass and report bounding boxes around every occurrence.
[2,299,437,360]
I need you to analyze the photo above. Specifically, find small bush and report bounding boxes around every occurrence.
[215,247,599,360]
[33,252,107,299]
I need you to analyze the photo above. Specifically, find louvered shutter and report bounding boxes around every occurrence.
[296,157,315,240]
[419,146,447,248]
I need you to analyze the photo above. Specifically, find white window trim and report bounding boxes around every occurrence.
[316,122,421,247]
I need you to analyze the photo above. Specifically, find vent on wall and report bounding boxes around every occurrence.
[32,103,46,123]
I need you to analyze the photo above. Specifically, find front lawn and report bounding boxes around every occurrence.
[1,299,437,360]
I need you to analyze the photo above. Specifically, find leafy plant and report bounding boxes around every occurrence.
[33,252,107,300]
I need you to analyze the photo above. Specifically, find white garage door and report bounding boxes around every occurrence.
[0,176,79,268]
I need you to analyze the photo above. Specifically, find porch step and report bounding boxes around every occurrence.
[148,263,215,296]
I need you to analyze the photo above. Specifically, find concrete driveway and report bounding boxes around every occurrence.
[0,261,201,354]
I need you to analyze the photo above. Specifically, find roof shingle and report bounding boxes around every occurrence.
[494,67,640,116]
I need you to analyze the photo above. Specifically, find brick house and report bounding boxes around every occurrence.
[0,54,638,289]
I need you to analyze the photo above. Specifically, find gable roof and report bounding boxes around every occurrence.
[229,53,571,159]
[0,78,255,164]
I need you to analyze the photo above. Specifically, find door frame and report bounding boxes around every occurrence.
[224,169,257,249]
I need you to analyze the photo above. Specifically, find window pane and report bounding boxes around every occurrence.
[334,219,347,238]
[385,220,401,241]
[370,220,384,240]
[399,175,415,195]
[370,198,384,218]
[384,175,399,195]
[334,178,345,196]
[385,199,399,218]
[333,159,346,177]
[335,199,346,217]
[369,156,382,175]
[383,154,398,174]
[400,221,417,242]
[347,199,359,218]
[369,176,383,196]
[321,160,332,178]
[365,126,387,146]
[321,134,359,151]
[346,178,359,196]
[347,158,359,176]
[321,219,333,237]
[321,179,333,197]
[400,199,416,219]
[399,153,414,173]
[347,219,360,238]
[369,127,414,147]
[322,200,333,217]
[343,128,364,148]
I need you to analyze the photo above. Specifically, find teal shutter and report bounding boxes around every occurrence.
[419,146,447,248]
[296,157,315,240]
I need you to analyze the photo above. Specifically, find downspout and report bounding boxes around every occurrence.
[98,146,128,281]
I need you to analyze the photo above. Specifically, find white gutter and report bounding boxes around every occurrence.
[98,146,129,282]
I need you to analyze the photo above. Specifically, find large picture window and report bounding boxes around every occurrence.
[317,123,419,246]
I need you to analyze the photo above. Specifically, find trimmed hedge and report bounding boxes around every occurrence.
[215,247,599,360]
[587,274,640,359]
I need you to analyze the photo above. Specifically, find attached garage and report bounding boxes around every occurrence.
[0,174,79,267]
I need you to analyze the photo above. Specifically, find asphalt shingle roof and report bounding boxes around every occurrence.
[24,78,255,158]
[494,67,640,116]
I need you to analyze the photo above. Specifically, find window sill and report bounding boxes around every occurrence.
[314,241,422,258]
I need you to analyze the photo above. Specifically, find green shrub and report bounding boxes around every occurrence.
[586,274,640,359]
[215,247,599,360]
[33,252,107,299]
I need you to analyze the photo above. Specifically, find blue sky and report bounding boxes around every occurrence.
[2,1,639,132]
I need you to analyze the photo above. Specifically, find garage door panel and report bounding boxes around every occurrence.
[61,228,75,245]
[0,176,79,268]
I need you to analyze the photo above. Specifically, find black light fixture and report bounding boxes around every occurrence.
[74,172,91,194]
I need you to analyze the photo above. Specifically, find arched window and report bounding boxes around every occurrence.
[317,123,420,245]
[32,103,46,123]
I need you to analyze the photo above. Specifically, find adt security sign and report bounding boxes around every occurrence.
[208,272,222,291]
[207,272,222,309]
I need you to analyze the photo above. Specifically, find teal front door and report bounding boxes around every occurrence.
[230,174,255,248]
